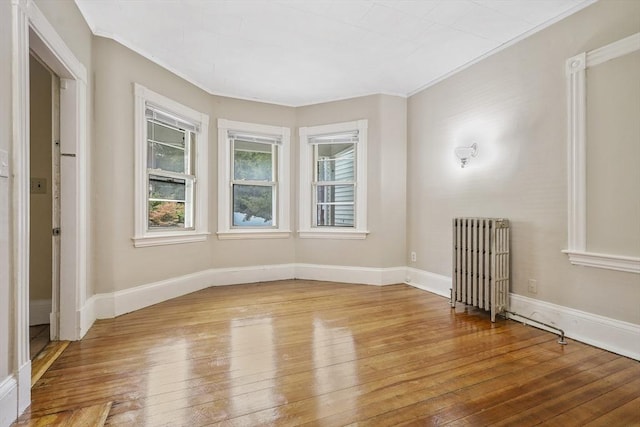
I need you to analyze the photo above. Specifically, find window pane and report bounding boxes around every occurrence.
[234,140,273,181]
[148,121,185,147]
[148,201,185,229]
[149,175,186,201]
[317,143,354,182]
[147,121,189,173]
[233,184,273,227]
[316,184,354,204]
[316,204,354,227]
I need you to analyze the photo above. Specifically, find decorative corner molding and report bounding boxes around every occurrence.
[566,52,586,75]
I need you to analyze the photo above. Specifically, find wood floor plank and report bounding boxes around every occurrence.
[30,340,70,386]
[15,280,639,426]
[13,402,112,426]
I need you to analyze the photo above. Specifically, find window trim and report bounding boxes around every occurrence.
[299,120,369,239]
[133,83,209,247]
[217,119,291,240]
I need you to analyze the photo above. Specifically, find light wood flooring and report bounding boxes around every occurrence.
[16,280,640,426]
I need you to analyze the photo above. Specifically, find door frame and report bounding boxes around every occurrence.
[11,0,88,412]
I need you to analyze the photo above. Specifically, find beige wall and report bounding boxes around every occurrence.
[586,51,640,257]
[407,0,640,324]
[29,55,53,302]
[0,0,13,383]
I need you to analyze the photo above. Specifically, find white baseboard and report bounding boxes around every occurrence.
[404,267,451,298]
[17,361,30,415]
[77,264,639,361]
[0,375,17,427]
[295,264,406,286]
[91,263,296,320]
[509,294,640,360]
[29,299,51,326]
[406,267,639,360]
[80,263,406,331]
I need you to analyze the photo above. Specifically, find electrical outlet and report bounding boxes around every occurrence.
[30,177,47,194]
[410,251,417,262]
[528,279,538,294]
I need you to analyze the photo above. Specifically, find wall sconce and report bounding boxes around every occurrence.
[454,143,478,168]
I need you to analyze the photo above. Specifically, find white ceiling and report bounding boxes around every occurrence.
[75,0,594,106]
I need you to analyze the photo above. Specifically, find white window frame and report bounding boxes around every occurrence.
[299,120,369,239]
[133,83,209,247]
[563,33,640,273]
[217,119,291,239]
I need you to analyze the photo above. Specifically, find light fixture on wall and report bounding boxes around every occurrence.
[454,143,478,168]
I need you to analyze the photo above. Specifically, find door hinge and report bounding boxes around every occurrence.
[53,227,61,236]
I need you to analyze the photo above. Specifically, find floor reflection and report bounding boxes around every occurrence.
[145,339,188,422]
[230,316,278,421]
[312,317,358,419]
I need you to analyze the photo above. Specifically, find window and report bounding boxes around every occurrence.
[218,119,291,239]
[133,84,209,247]
[299,120,368,239]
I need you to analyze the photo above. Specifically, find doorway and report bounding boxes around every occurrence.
[28,52,60,358]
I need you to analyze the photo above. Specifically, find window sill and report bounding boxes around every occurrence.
[132,231,210,248]
[217,230,292,240]
[562,250,640,274]
[298,229,369,240]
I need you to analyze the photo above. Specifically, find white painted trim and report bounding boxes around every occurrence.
[404,267,451,298]
[294,264,405,286]
[407,0,598,97]
[26,1,87,83]
[0,375,17,427]
[29,299,51,326]
[22,0,89,343]
[509,294,640,361]
[587,32,640,67]
[133,232,210,248]
[16,362,29,414]
[564,32,640,274]
[562,250,640,274]
[133,83,210,247]
[92,264,296,319]
[298,230,369,240]
[217,230,291,240]
[217,119,291,239]
[298,120,368,237]
[10,2,31,417]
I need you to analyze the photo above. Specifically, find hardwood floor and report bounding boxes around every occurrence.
[17,280,640,426]
[29,324,50,360]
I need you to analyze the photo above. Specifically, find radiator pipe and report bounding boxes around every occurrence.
[504,310,567,345]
